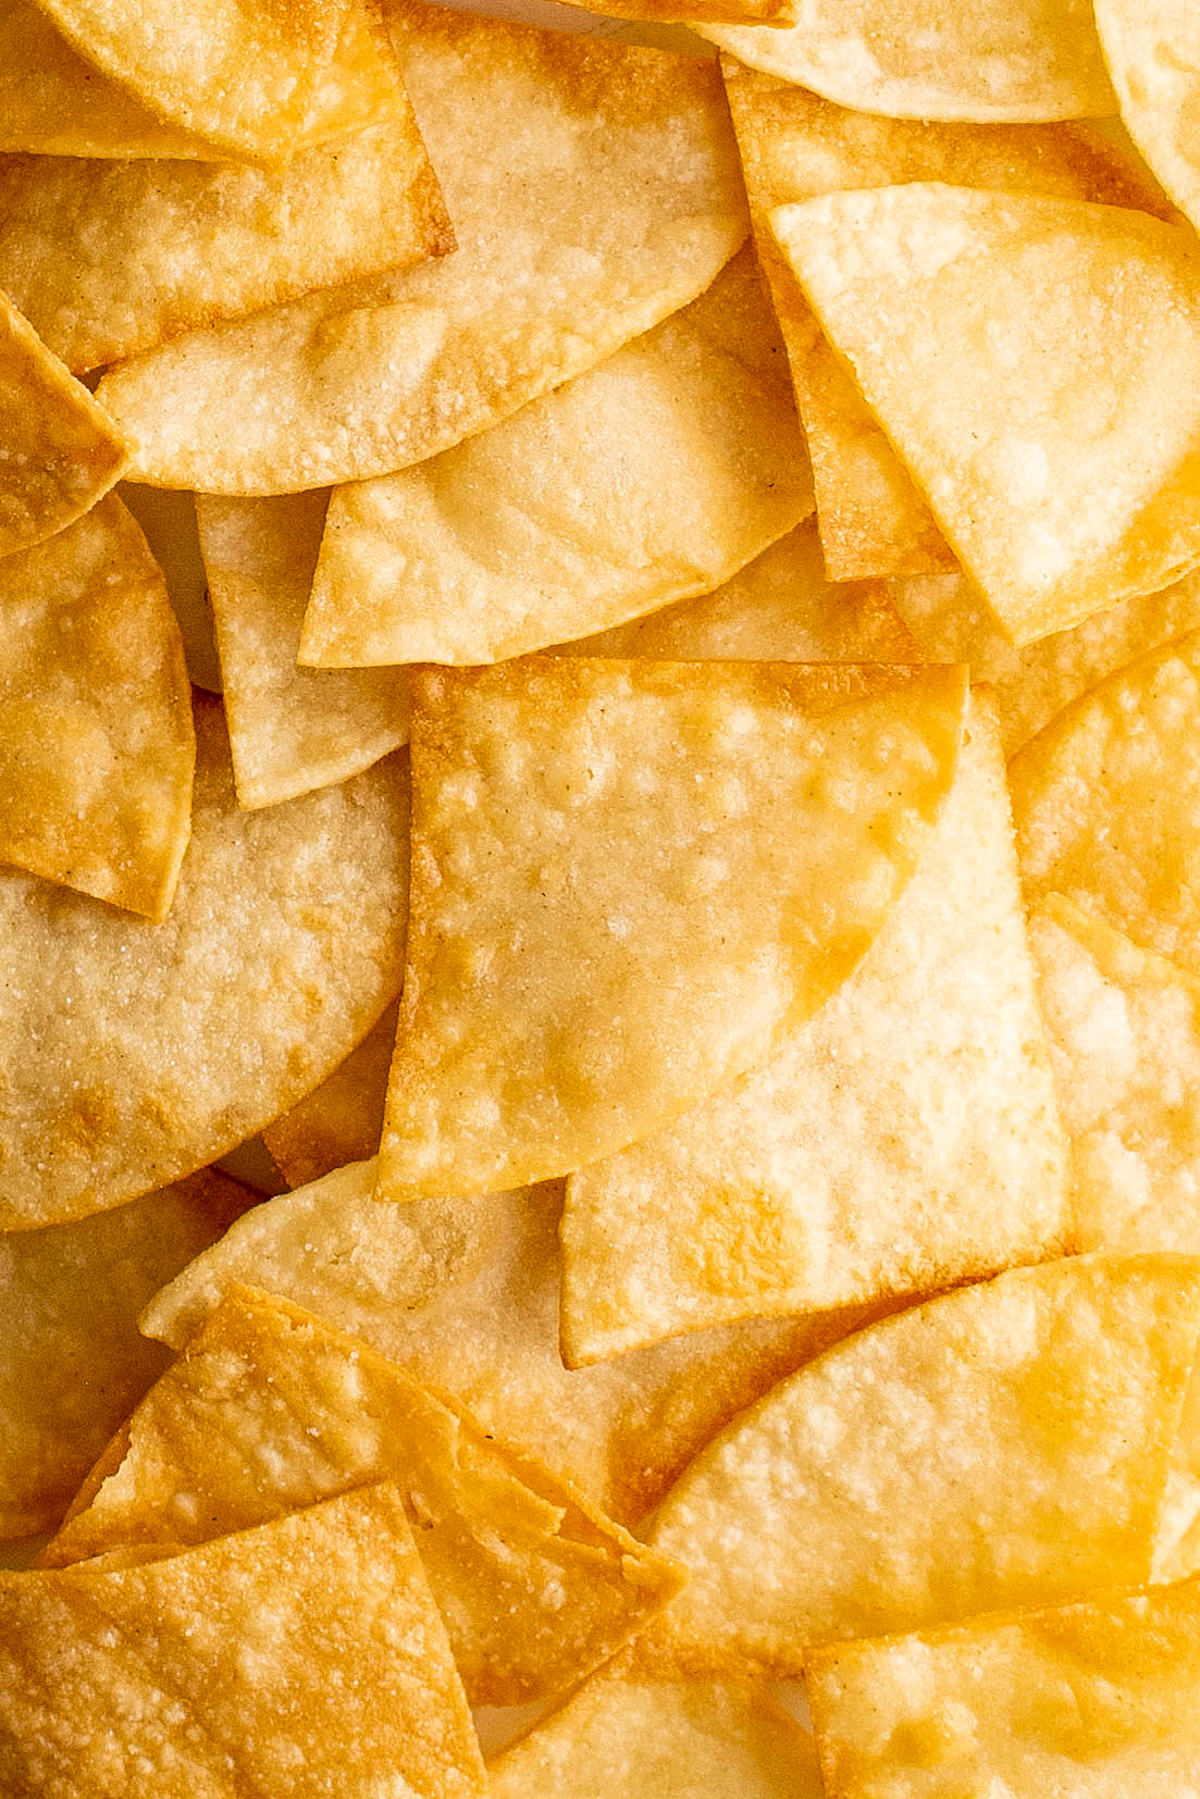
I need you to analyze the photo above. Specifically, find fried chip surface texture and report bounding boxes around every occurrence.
[1095,0,1200,237]
[262,1000,398,1186]
[379,656,966,1200]
[647,1254,1200,1671]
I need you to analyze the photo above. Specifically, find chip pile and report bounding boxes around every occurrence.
[3,0,1200,1792]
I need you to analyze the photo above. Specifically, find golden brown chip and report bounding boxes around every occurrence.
[0,1484,485,1798]
[1095,0,1200,237]
[94,0,749,494]
[379,657,966,1201]
[197,492,409,809]
[0,693,408,1231]
[647,1255,1200,1672]
[262,999,397,1186]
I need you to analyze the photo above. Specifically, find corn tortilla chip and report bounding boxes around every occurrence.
[0,1484,484,1798]
[197,492,409,809]
[94,0,750,494]
[1094,0,1200,237]
[0,694,408,1231]
[379,657,966,1201]
[262,1000,397,1186]
[141,1159,881,1526]
[561,698,1068,1364]
[0,494,193,918]
[772,186,1200,643]
[301,247,812,667]
[647,1255,1200,1671]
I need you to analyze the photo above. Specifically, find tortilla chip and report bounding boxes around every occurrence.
[0,693,408,1232]
[262,999,396,1186]
[561,697,1068,1364]
[300,246,812,667]
[379,657,966,1201]
[1010,625,1200,975]
[890,562,1200,755]
[94,0,749,494]
[0,1484,484,1797]
[141,1159,880,1526]
[701,0,1114,122]
[0,1169,251,1542]
[0,494,193,917]
[771,186,1200,643]
[197,492,409,809]
[805,1574,1200,1797]
[1095,0,1200,237]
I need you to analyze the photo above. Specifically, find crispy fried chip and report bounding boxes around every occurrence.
[300,247,812,667]
[0,494,193,917]
[0,694,408,1231]
[806,1575,1200,1798]
[93,0,749,494]
[772,186,1200,642]
[561,698,1068,1364]
[0,1484,484,1798]
[1010,626,1200,974]
[44,1286,684,1705]
[379,657,966,1200]
[1095,0,1200,237]
[646,1255,1200,1671]
[196,492,409,809]
[141,1160,878,1526]
[263,1000,397,1186]
[0,1169,251,1541]
[701,0,1114,122]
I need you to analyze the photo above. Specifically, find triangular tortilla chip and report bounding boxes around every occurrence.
[647,1255,1200,1671]
[0,494,193,917]
[197,492,409,809]
[262,999,397,1186]
[141,1160,879,1526]
[1010,625,1200,975]
[0,694,408,1231]
[561,696,1068,1364]
[44,1286,684,1705]
[300,247,812,667]
[770,186,1200,645]
[94,0,749,494]
[0,1169,251,1541]
[379,657,966,1200]
[0,1484,485,1797]
[1095,0,1200,238]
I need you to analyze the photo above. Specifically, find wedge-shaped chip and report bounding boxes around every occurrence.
[0,120,451,374]
[771,186,1200,645]
[806,1574,1200,1798]
[0,694,407,1231]
[1095,0,1200,237]
[1010,626,1200,975]
[724,66,1173,581]
[647,1255,1200,1671]
[379,657,966,1200]
[0,494,193,916]
[301,247,812,667]
[263,1000,397,1186]
[197,492,409,808]
[0,1169,251,1542]
[561,698,1068,1364]
[94,0,749,494]
[45,1286,684,1705]
[701,0,1114,122]
[0,1484,484,1798]
[890,563,1200,755]
[142,1160,881,1526]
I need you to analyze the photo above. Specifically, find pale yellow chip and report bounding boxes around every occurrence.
[197,492,409,809]
[0,1484,484,1797]
[263,999,397,1186]
[141,1159,878,1527]
[890,562,1200,755]
[561,697,1068,1364]
[0,694,408,1232]
[805,1574,1200,1798]
[379,657,966,1201]
[43,1286,684,1706]
[300,246,812,667]
[772,186,1200,643]
[0,494,193,918]
[1095,0,1200,237]
[701,0,1114,122]
[0,1169,250,1542]
[647,1254,1200,1671]
[1010,625,1200,975]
